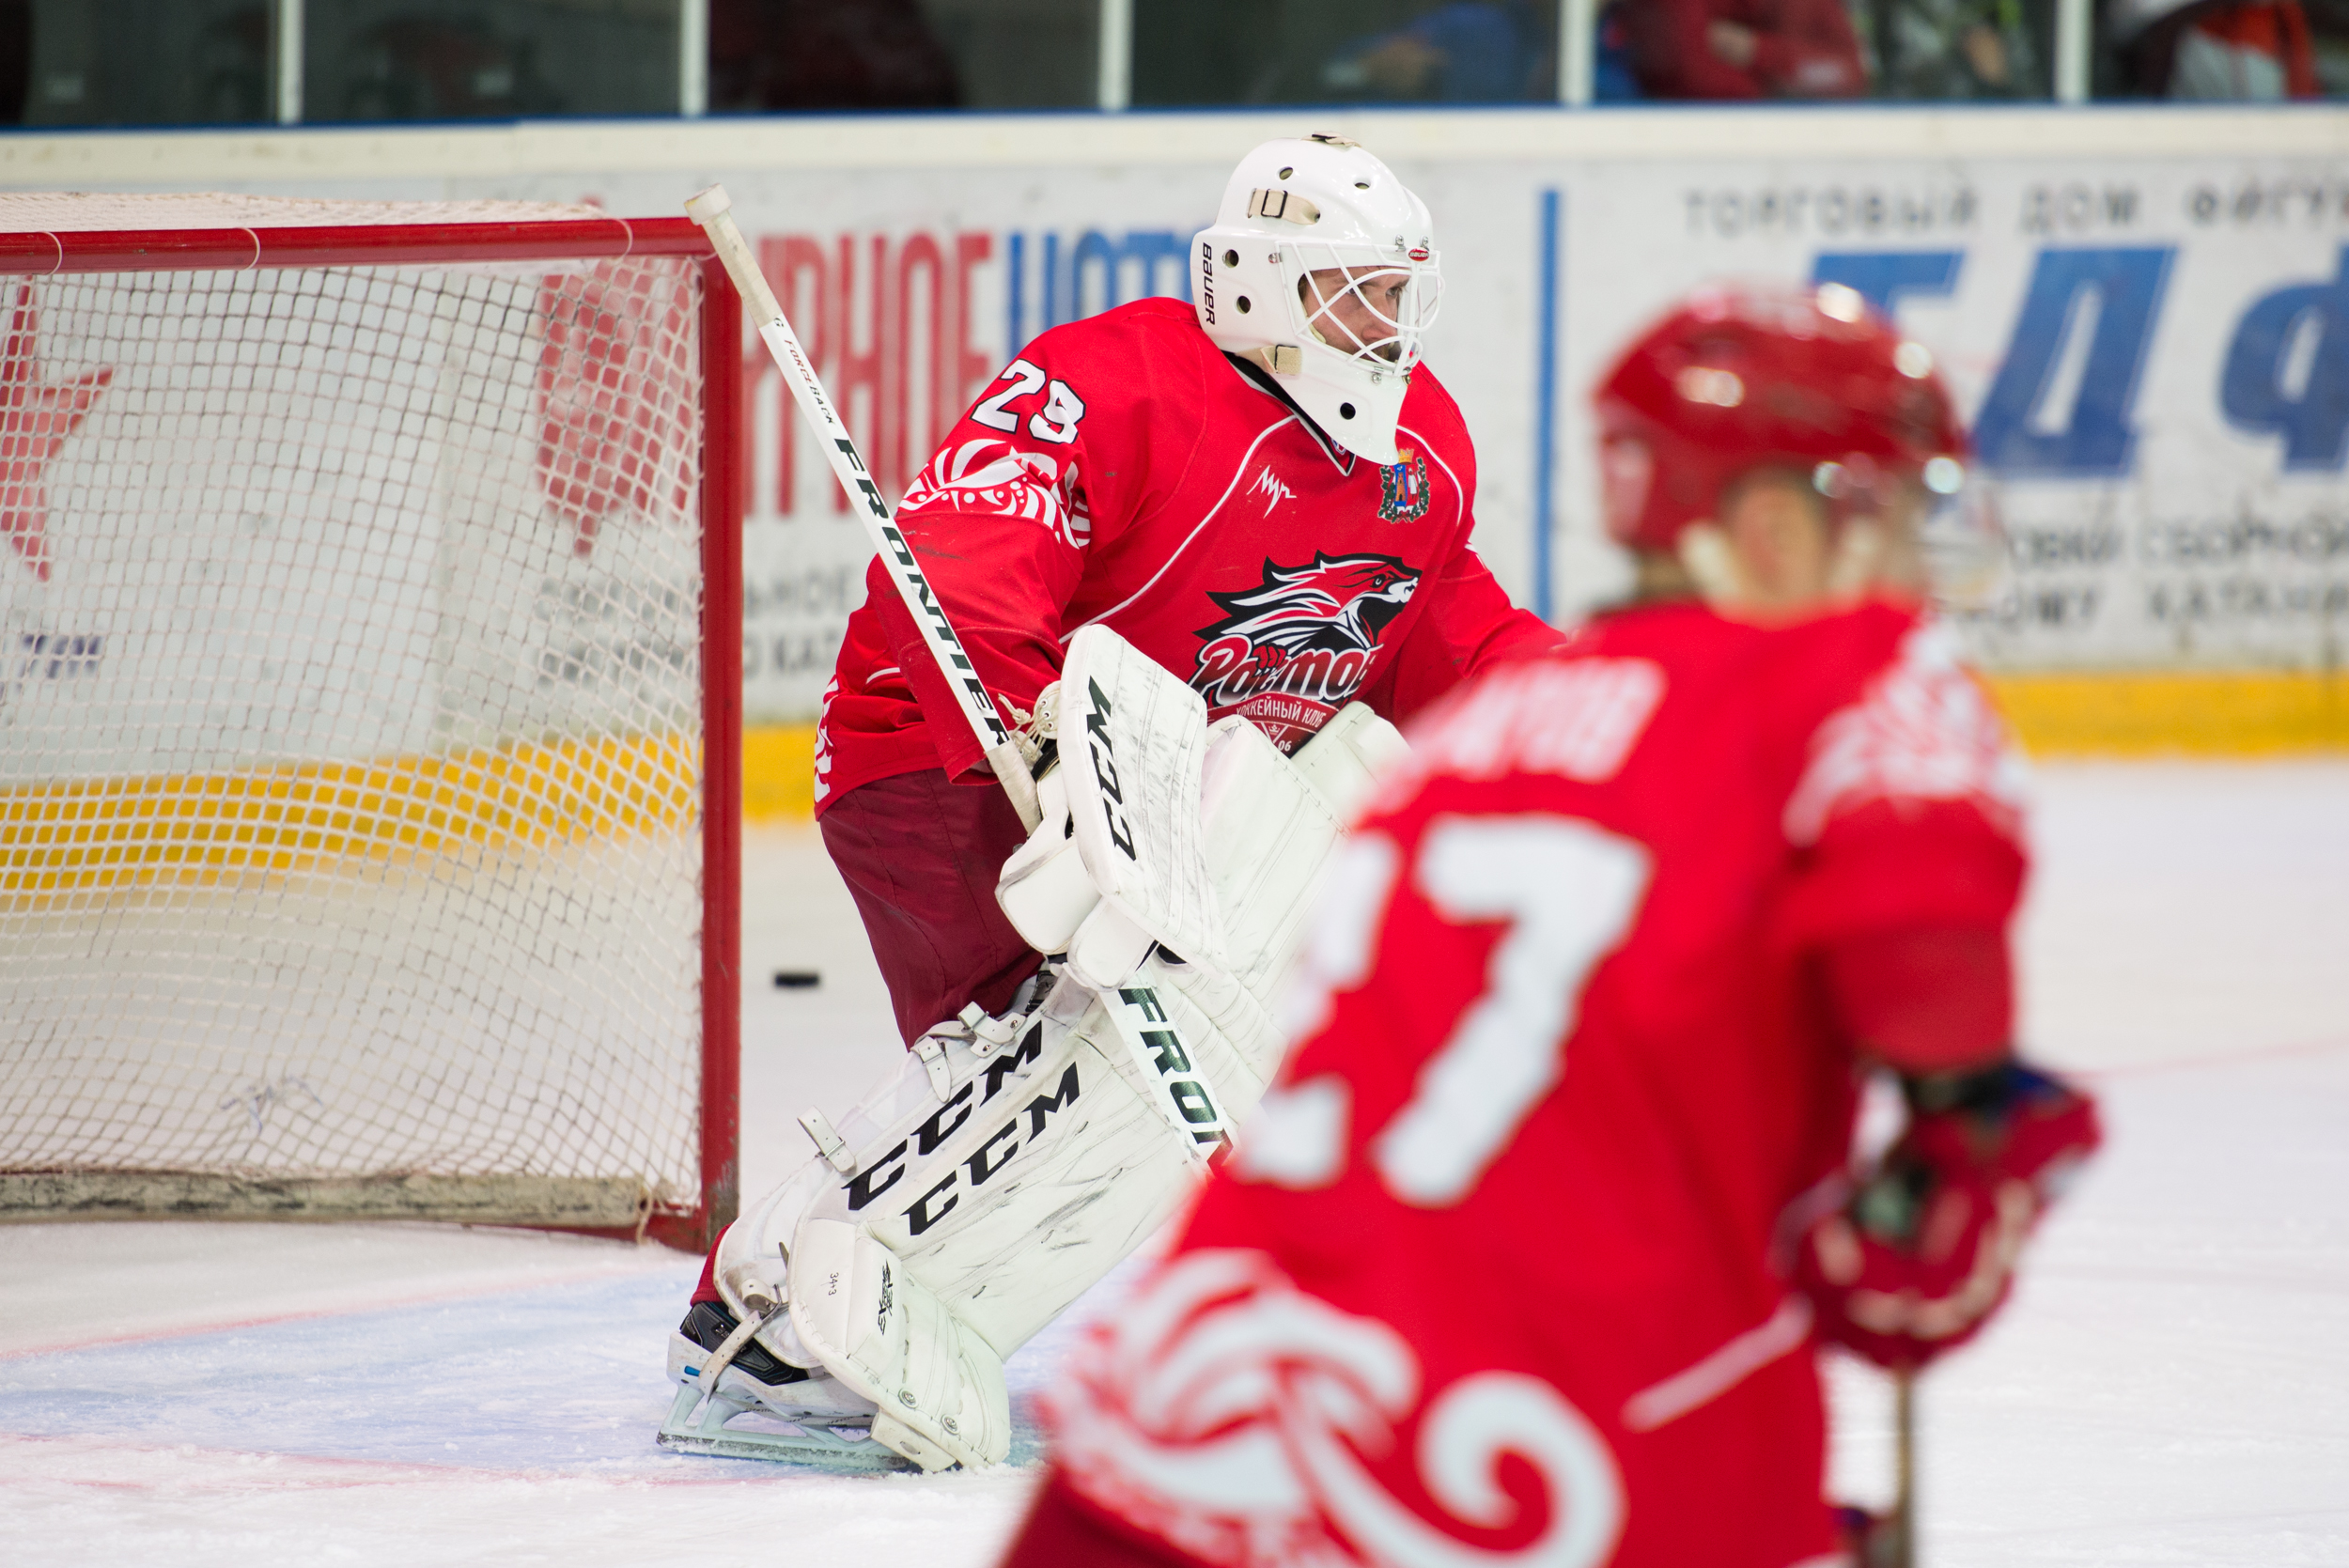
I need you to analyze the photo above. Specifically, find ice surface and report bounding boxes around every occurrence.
[5,765,2346,1565]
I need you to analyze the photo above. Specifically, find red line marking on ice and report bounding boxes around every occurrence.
[0,1434,766,1491]
[0,1258,685,1361]
[2074,1033,2349,1082]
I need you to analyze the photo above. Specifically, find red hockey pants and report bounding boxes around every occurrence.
[817,767,1046,1048]
[692,768,1040,1302]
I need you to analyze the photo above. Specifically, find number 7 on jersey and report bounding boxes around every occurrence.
[1369,815,1650,1208]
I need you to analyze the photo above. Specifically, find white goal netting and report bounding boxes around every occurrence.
[0,199,717,1230]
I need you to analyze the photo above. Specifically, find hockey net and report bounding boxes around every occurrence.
[0,194,742,1250]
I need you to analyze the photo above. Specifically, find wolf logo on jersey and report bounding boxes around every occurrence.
[1189,552,1422,751]
[1200,551,1420,660]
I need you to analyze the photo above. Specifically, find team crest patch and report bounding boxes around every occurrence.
[1377,447,1430,522]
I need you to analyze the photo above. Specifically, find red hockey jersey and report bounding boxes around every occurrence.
[814,296,1562,810]
[1036,599,2030,1568]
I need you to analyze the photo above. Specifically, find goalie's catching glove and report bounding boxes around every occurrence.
[1796,1060,2101,1371]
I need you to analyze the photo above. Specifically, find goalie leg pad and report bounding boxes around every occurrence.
[695,939,1306,1474]
[789,1218,1013,1471]
[662,1007,1034,1470]
[793,982,1228,1359]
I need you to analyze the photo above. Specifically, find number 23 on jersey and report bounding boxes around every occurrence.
[971,357,1088,445]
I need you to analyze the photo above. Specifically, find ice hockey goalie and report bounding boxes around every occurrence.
[659,132,1567,1475]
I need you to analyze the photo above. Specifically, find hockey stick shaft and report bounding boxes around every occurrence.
[1102,979,1235,1167]
[685,183,1043,832]
[1891,1370,1917,1568]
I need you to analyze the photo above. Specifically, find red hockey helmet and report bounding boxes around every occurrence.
[1595,282,1971,555]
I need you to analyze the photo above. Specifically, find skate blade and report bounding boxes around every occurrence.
[656,1381,911,1473]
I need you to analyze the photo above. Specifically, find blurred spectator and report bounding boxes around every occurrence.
[2110,0,2322,94]
[196,5,273,122]
[1619,0,1870,96]
[1871,0,2050,97]
[2309,0,2349,90]
[0,0,25,122]
[337,17,564,119]
[1321,1,1548,101]
[711,0,960,112]
[1596,0,1649,94]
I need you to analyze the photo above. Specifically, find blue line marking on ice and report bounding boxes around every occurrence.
[0,1252,1128,1477]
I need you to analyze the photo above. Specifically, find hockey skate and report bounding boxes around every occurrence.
[658,1294,907,1470]
[656,989,1052,1474]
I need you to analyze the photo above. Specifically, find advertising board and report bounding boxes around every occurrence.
[4,108,2343,738]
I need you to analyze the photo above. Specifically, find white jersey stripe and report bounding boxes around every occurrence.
[1067,414,1298,642]
[1397,421,1469,524]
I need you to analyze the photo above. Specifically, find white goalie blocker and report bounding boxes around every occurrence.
[661,627,1407,1471]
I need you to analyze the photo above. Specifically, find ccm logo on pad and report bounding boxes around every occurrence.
[839,1025,1084,1237]
[1085,676,1137,861]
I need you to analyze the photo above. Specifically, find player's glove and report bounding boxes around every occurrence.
[1796,1060,2101,1371]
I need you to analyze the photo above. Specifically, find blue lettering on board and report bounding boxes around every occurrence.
[2219,246,2349,471]
[1973,247,2175,477]
[1006,229,1194,354]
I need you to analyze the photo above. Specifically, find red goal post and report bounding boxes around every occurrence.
[0,195,743,1254]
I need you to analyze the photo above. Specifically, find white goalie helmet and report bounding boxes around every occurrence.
[1192,135,1441,465]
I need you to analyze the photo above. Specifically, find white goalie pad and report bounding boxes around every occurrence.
[788,1218,1012,1472]
[1055,624,1227,979]
[996,764,1098,955]
[1003,689,1408,998]
[1284,697,1415,824]
[692,959,1275,1468]
[684,693,1409,1473]
[804,974,1265,1358]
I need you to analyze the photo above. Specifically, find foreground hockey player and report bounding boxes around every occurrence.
[1000,284,2104,1566]
[661,135,1563,1471]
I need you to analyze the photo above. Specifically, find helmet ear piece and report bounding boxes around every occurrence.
[1598,433,1655,545]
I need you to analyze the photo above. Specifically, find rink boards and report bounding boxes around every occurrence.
[3,107,2346,750]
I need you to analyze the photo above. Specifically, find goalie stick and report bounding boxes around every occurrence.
[685,183,1043,832]
[684,185,1230,1160]
[1891,1371,1917,1568]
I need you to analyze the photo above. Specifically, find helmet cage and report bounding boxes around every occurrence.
[1281,238,1443,375]
[1911,457,2010,609]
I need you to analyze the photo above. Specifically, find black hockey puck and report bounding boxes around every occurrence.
[772,970,821,989]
